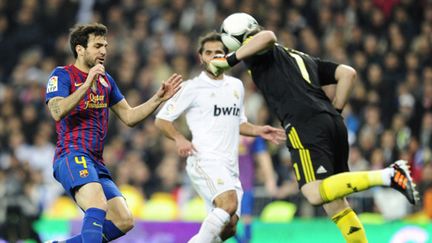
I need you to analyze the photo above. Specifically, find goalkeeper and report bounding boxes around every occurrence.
[209,23,418,243]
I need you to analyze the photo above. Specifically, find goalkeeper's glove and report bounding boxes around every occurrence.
[208,52,240,76]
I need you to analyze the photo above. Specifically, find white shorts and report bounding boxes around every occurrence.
[186,156,243,216]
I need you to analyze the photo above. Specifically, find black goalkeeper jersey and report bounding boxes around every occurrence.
[243,44,340,126]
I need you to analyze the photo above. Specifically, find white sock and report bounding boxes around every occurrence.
[381,167,394,186]
[189,208,230,243]
[188,235,198,243]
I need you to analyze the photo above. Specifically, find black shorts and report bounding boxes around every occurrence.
[285,112,349,188]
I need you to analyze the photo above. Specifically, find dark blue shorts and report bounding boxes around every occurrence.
[241,190,254,215]
[53,152,122,200]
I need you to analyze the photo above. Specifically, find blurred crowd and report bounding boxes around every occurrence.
[1,0,432,241]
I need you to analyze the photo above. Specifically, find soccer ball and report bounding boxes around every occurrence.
[220,13,258,52]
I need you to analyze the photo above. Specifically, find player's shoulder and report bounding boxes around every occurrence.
[224,75,244,87]
[51,66,69,75]
[172,79,195,96]
[223,74,241,82]
[184,76,203,89]
[104,72,116,83]
[179,78,193,87]
[284,46,314,59]
[49,66,71,82]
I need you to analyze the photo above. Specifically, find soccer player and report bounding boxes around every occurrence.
[155,32,285,243]
[235,136,277,243]
[45,23,182,243]
[209,18,418,242]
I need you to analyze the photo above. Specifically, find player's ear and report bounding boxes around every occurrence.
[198,53,204,64]
[76,45,85,57]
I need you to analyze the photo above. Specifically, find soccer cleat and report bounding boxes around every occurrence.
[389,160,419,205]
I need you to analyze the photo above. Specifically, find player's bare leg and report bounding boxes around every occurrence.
[220,214,239,241]
[214,190,239,241]
[75,182,107,210]
[103,197,134,241]
[188,190,238,243]
[74,182,108,243]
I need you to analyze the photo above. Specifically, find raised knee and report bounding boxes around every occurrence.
[300,180,326,206]
[114,213,134,232]
[124,216,134,232]
[301,182,324,206]
[303,192,323,206]
[214,191,239,216]
[122,215,134,232]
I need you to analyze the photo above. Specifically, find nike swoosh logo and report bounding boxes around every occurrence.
[93,222,103,228]
[74,82,83,87]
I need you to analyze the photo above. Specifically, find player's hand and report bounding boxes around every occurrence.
[156,73,182,102]
[208,54,231,76]
[175,137,197,157]
[258,125,286,145]
[86,64,105,85]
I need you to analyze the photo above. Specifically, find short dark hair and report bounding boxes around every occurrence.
[197,32,228,54]
[69,23,107,58]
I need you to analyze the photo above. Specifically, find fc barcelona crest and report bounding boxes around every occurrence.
[79,169,89,178]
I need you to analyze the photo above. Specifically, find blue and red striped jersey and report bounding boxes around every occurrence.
[45,64,124,164]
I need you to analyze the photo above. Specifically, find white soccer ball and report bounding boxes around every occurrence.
[220,13,258,52]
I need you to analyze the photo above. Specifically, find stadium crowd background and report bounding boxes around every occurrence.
[0,0,432,240]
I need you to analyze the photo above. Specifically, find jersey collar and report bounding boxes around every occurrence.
[199,71,227,87]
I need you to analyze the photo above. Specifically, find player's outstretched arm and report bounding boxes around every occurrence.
[333,64,356,112]
[239,122,286,145]
[208,31,277,76]
[154,73,183,102]
[47,64,104,121]
[111,73,182,127]
[235,30,276,60]
[155,118,197,157]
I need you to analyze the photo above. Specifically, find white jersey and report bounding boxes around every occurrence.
[157,71,247,166]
